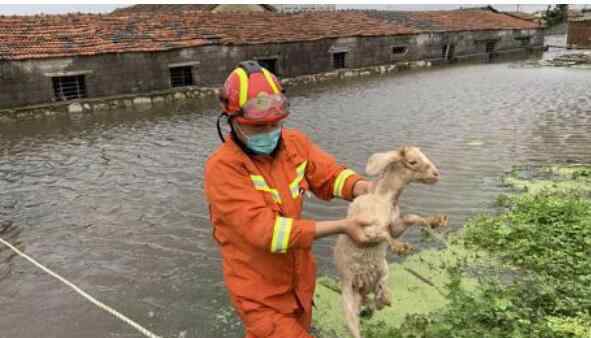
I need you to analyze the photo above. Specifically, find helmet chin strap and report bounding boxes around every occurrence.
[216,112,228,143]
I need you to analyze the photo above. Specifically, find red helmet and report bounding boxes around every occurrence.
[219,61,289,125]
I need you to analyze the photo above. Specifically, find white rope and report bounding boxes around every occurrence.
[0,236,164,338]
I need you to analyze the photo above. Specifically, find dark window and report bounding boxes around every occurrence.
[170,66,194,88]
[257,58,277,74]
[392,46,408,55]
[52,75,87,101]
[516,36,531,47]
[333,52,346,69]
[486,41,496,53]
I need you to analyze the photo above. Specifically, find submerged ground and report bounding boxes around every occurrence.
[1,39,590,337]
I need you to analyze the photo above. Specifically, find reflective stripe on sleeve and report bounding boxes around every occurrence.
[333,169,355,198]
[271,216,293,253]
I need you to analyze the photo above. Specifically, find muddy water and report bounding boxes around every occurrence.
[2,40,591,338]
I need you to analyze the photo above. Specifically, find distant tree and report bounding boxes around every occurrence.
[544,4,569,26]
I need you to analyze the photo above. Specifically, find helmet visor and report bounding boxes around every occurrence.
[239,93,289,124]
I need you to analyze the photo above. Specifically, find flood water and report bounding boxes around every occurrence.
[2,38,591,338]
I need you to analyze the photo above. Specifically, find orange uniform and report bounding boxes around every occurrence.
[204,128,362,337]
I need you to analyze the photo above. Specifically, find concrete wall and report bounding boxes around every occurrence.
[0,28,544,110]
[0,61,430,123]
[567,20,591,48]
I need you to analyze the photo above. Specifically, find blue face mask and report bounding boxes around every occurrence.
[243,128,281,155]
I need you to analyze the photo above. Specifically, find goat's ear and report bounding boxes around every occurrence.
[366,151,400,176]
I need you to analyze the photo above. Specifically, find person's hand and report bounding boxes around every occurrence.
[343,216,379,247]
[352,180,375,198]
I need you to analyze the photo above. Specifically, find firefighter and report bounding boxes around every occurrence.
[205,61,374,338]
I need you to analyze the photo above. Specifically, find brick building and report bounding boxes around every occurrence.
[0,7,543,110]
[567,17,591,49]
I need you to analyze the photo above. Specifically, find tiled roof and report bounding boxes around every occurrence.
[363,9,541,32]
[0,11,416,60]
[112,4,224,14]
[0,14,212,60]
[0,9,540,61]
[111,4,278,14]
[502,11,539,22]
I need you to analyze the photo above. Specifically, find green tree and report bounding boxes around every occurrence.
[544,4,569,26]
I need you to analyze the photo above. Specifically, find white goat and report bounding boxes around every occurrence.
[334,146,448,338]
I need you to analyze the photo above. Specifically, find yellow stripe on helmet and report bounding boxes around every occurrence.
[234,68,249,107]
[261,68,280,94]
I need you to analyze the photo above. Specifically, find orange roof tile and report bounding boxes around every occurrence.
[0,9,541,61]
[363,9,542,32]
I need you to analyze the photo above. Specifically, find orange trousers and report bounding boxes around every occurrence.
[236,303,314,338]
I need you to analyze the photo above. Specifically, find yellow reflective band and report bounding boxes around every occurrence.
[296,160,307,176]
[234,68,249,107]
[289,161,308,198]
[250,175,282,204]
[250,175,266,189]
[261,68,280,94]
[271,216,293,253]
[269,190,282,204]
[333,169,355,198]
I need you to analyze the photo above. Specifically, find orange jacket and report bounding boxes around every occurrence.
[204,128,362,315]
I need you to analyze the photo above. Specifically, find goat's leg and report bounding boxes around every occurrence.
[390,217,412,238]
[342,281,362,338]
[387,237,415,255]
[386,219,415,255]
[401,214,448,230]
[375,260,392,310]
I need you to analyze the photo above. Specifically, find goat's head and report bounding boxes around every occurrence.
[366,146,440,185]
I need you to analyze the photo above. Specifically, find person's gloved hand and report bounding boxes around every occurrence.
[344,215,380,247]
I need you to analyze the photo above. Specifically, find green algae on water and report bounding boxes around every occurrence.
[313,236,487,337]
[504,164,591,195]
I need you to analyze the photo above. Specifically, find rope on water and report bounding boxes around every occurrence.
[403,267,447,297]
[420,226,449,248]
[0,236,164,338]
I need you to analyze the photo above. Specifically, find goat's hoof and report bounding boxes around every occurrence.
[376,293,392,310]
[376,302,391,311]
[392,242,415,255]
[430,215,448,229]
